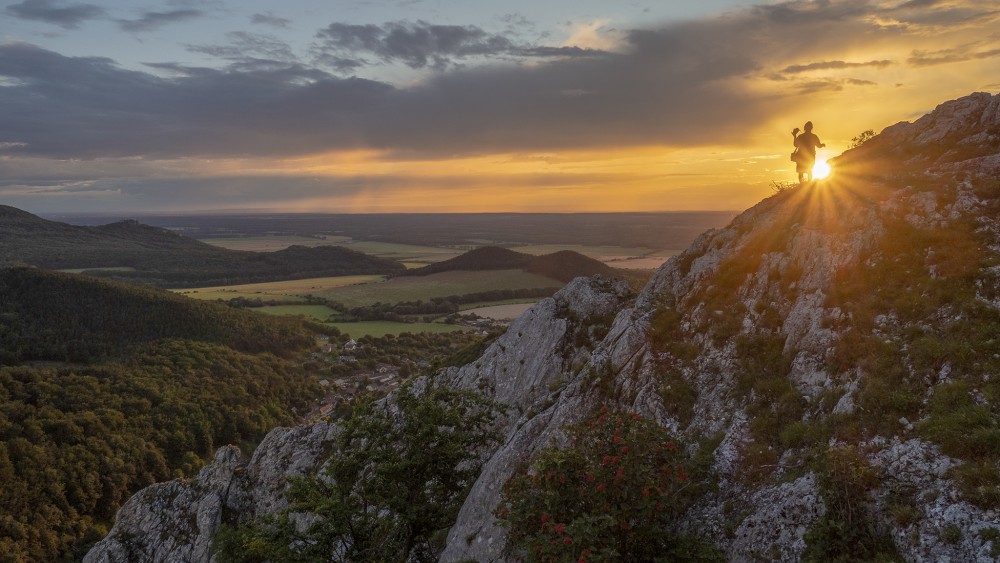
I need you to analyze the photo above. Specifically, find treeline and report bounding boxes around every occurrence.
[0,267,316,364]
[96,245,405,288]
[333,288,555,322]
[0,340,322,562]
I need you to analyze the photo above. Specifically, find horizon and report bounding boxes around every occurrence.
[2,0,999,214]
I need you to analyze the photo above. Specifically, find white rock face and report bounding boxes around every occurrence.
[85,423,340,563]
[87,92,1000,563]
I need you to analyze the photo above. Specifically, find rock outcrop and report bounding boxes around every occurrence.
[88,91,1000,562]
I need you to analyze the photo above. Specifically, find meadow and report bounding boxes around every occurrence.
[197,235,351,252]
[314,270,562,308]
[174,275,385,301]
[253,304,338,321]
[325,321,466,339]
[461,303,535,320]
[173,269,560,337]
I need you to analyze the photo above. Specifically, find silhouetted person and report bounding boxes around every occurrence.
[791,121,825,184]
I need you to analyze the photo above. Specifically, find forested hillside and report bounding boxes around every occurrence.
[0,206,405,286]
[0,268,324,561]
[0,267,315,364]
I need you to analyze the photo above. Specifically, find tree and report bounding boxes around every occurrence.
[850,129,876,149]
[215,385,501,563]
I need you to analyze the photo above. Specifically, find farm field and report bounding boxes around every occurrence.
[254,304,337,321]
[232,303,467,337]
[330,240,464,264]
[173,275,385,301]
[199,235,351,252]
[316,269,563,308]
[59,266,136,273]
[326,320,466,339]
[462,302,535,320]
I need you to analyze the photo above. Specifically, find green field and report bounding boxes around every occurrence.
[462,303,534,320]
[326,321,466,339]
[200,235,351,252]
[254,304,337,321]
[59,266,137,274]
[173,275,385,301]
[316,269,563,308]
[329,240,463,264]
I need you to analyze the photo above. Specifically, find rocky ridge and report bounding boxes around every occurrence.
[87,91,1000,562]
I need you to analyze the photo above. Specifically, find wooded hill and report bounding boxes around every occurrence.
[0,206,404,287]
[400,246,616,283]
[0,267,324,561]
[0,267,316,364]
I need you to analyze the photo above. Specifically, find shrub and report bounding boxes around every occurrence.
[803,446,901,562]
[496,408,722,562]
[850,129,876,149]
[952,460,1000,510]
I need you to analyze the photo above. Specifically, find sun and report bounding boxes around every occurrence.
[813,159,832,180]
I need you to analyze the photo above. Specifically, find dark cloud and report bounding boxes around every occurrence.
[315,21,515,69]
[5,0,105,29]
[187,32,297,64]
[250,12,291,28]
[117,9,203,33]
[908,44,1000,66]
[781,59,893,73]
[313,20,605,70]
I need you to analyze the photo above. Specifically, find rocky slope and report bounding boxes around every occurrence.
[87,91,1000,562]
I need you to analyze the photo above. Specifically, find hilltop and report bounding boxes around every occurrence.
[87,91,1000,562]
[401,245,616,282]
[0,208,405,286]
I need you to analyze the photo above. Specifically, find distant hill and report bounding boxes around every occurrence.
[402,245,616,283]
[0,206,405,286]
[525,250,616,282]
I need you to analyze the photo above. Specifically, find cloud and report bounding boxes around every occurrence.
[313,20,606,70]
[5,0,105,29]
[0,1,994,163]
[781,59,893,73]
[250,12,291,29]
[117,9,203,33]
[908,42,1000,66]
[187,32,297,64]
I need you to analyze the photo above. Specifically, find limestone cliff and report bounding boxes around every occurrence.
[88,92,1000,562]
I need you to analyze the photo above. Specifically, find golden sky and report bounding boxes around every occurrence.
[1,0,999,213]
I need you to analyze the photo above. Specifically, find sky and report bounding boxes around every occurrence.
[1,0,999,214]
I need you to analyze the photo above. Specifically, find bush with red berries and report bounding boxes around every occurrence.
[496,408,721,562]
